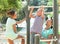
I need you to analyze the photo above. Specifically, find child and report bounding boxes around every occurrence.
[29,6,45,44]
[6,10,25,44]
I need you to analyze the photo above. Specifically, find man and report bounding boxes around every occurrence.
[29,6,45,44]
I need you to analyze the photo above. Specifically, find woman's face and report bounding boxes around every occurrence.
[13,12,17,19]
[46,20,52,27]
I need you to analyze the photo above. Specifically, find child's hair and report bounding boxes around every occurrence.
[7,9,15,16]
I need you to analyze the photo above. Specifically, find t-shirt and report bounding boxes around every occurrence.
[5,18,18,40]
[30,16,44,34]
[40,28,54,44]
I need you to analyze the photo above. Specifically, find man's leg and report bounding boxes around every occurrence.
[30,32,35,44]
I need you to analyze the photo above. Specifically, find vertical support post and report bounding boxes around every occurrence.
[53,0,58,44]
[35,34,40,44]
[26,0,30,44]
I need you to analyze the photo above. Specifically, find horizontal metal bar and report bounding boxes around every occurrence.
[28,6,53,8]
[32,12,53,14]
[35,34,57,42]
[40,39,57,42]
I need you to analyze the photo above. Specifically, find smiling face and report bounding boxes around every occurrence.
[46,20,52,27]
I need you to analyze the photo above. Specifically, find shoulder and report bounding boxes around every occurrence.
[7,18,16,24]
[49,28,53,32]
[48,28,54,34]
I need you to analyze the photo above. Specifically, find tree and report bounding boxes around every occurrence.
[0,0,23,23]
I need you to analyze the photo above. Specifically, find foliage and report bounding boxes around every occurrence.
[0,0,23,23]
[0,0,22,12]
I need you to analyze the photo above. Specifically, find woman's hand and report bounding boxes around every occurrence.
[16,18,26,24]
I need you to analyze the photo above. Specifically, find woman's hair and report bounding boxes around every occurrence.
[7,9,15,16]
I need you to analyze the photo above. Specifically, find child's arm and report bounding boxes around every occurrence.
[29,6,35,18]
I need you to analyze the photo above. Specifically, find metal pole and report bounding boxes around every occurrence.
[53,0,58,44]
[26,0,30,44]
[35,34,40,44]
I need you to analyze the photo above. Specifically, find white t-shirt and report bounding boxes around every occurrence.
[5,18,18,40]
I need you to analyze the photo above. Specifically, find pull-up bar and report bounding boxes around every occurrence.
[35,34,57,44]
[28,6,53,9]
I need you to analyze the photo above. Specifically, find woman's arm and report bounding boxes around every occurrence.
[16,18,26,24]
[13,24,17,33]
[47,34,53,44]
[40,34,53,44]
[13,18,26,33]
[29,7,35,18]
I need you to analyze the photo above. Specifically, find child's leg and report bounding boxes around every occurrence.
[16,35,25,44]
[8,39,14,44]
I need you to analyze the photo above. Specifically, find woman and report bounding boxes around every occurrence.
[6,10,25,44]
[40,19,54,44]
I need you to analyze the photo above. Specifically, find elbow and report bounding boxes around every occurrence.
[41,15,45,19]
[29,15,31,18]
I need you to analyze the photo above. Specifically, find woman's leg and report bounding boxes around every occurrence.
[21,39,25,44]
[8,39,14,44]
[16,35,25,44]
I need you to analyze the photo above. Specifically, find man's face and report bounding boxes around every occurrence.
[37,9,42,16]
